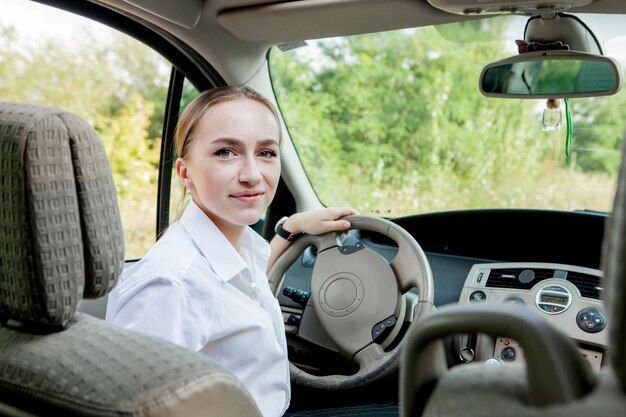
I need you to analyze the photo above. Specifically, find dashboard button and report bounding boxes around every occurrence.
[577,307,607,333]
[501,347,516,361]
[469,290,486,303]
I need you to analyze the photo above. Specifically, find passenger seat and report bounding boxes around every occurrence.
[0,101,262,417]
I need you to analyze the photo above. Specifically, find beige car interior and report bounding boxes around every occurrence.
[2,0,626,416]
[0,101,262,417]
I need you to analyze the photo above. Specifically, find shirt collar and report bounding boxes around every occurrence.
[179,200,270,282]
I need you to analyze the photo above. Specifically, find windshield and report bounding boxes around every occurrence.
[269,14,626,217]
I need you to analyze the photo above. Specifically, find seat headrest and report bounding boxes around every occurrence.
[601,128,626,388]
[0,102,124,327]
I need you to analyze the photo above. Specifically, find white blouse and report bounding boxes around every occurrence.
[105,200,290,417]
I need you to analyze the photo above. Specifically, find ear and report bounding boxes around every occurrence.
[176,158,195,191]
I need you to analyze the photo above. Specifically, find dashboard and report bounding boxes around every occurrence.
[457,262,606,371]
[277,208,609,373]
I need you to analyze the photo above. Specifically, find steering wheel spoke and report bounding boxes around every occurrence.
[354,342,386,366]
[315,231,343,253]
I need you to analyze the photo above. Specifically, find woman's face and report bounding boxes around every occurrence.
[177,98,281,231]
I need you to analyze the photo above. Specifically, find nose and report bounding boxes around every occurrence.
[239,155,262,185]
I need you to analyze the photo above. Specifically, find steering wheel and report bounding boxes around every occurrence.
[268,215,434,390]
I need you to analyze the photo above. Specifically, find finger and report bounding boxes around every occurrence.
[324,219,351,231]
[329,207,359,219]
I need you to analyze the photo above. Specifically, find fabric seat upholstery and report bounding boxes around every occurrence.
[0,102,263,417]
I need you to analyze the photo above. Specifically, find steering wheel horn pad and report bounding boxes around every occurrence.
[312,245,399,357]
[318,272,364,317]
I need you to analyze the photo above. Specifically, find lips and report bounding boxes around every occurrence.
[230,191,264,203]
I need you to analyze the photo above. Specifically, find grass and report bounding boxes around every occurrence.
[323,161,617,217]
[117,158,617,259]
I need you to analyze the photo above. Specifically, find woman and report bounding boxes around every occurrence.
[105,86,356,417]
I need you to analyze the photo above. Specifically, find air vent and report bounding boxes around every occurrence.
[486,268,602,299]
[566,271,602,299]
[486,268,553,290]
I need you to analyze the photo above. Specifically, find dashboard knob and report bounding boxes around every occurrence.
[519,269,535,284]
[501,346,517,361]
[469,290,486,303]
[459,347,475,362]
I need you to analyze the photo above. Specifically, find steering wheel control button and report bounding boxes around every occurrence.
[501,346,517,362]
[371,315,397,343]
[469,290,487,303]
[577,307,607,333]
[535,284,571,314]
[339,242,365,255]
[319,273,364,317]
[282,286,311,307]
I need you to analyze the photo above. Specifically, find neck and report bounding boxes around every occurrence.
[215,220,245,252]
[192,198,245,251]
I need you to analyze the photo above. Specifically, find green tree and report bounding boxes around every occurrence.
[271,19,551,213]
[0,24,169,257]
[570,94,626,174]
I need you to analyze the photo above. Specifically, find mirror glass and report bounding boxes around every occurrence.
[481,58,619,96]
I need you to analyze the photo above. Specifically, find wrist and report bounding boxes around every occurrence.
[282,213,303,235]
[275,216,302,242]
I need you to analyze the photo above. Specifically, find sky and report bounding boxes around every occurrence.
[1,0,112,44]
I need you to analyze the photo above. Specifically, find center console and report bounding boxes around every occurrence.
[457,262,607,371]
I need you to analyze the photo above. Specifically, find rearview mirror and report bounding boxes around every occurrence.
[479,50,623,98]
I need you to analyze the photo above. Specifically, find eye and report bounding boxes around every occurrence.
[214,148,235,158]
[259,149,278,159]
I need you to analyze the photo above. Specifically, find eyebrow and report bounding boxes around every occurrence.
[210,138,280,147]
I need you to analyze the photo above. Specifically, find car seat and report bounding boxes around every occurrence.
[0,101,262,417]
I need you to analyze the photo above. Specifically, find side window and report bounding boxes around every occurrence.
[1,0,170,259]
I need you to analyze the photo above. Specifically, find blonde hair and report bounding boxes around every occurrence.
[175,86,282,160]
[173,86,282,218]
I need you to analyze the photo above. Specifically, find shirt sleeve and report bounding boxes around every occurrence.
[106,276,201,351]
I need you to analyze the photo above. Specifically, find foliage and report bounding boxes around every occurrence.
[0,24,168,257]
[569,96,626,174]
[271,18,623,215]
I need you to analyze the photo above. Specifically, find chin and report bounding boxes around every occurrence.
[235,213,265,226]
